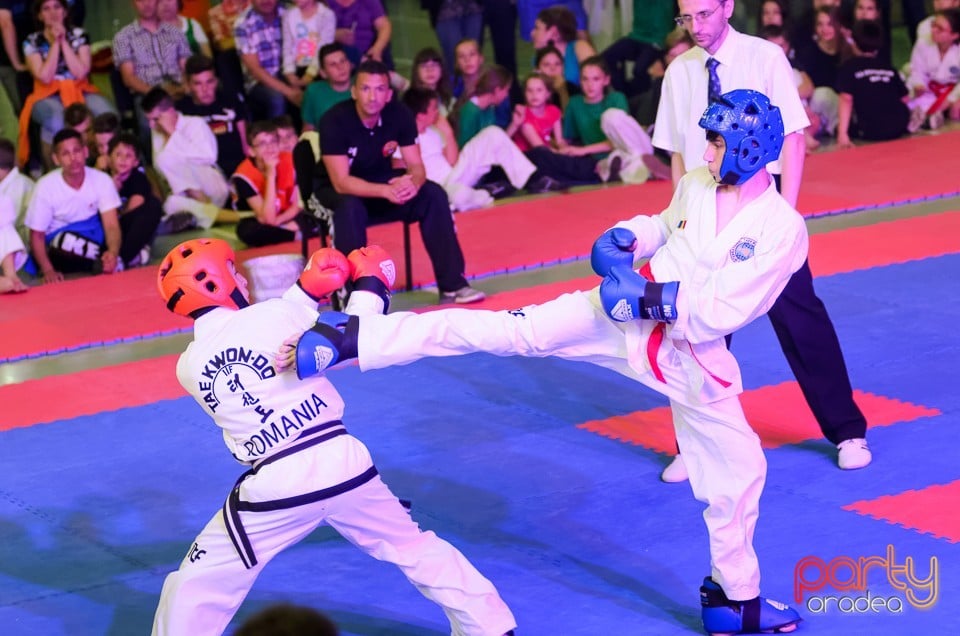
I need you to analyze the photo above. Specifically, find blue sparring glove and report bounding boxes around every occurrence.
[590,227,638,276]
[294,311,359,379]
[599,266,680,323]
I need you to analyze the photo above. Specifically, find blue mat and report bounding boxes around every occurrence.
[1,256,958,635]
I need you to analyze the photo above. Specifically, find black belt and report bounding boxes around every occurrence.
[222,420,378,569]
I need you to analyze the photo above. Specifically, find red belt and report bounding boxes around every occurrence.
[927,81,957,116]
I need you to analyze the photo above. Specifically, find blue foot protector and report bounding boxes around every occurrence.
[700,578,801,635]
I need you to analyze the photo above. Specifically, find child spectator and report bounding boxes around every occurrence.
[158,0,212,58]
[400,87,563,212]
[511,72,563,152]
[906,8,960,131]
[231,120,301,247]
[0,140,33,292]
[327,0,392,67]
[836,19,910,147]
[761,24,836,152]
[759,0,788,29]
[452,37,483,101]
[600,0,674,98]
[455,65,522,148]
[272,114,298,153]
[561,56,663,183]
[0,191,28,292]
[529,5,595,87]
[282,0,336,89]
[302,42,354,131]
[409,47,454,115]
[176,54,249,176]
[535,44,579,111]
[851,0,891,66]
[917,0,960,43]
[629,28,693,129]
[142,87,239,231]
[106,132,162,267]
[24,128,122,281]
[90,111,120,170]
[17,0,115,167]
[0,138,36,239]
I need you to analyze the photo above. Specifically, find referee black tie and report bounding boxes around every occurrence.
[706,57,722,103]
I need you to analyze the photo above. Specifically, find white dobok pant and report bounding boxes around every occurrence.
[357,291,767,601]
[152,426,516,636]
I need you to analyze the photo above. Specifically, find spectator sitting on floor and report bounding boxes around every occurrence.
[836,19,910,148]
[90,111,120,170]
[230,119,301,247]
[176,54,249,177]
[560,56,666,183]
[906,7,960,131]
[234,604,340,636]
[0,138,36,242]
[302,42,354,131]
[408,47,455,115]
[535,43,579,111]
[400,87,563,212]
[452,37,483,101]
[0,139,33,292]
[327,0,392,67]
[0,190,28,292]
[23,128,124,281]
[456,65,523,147]
[273,114,298,153]
[529,5,595,87]
[761,24,835,152]
[17,0,115,168]
[142,86,239,233]
[158,0,211,58]
[106,131,162,267]
[282,0,336,90]
[235,0,302,120]
[511,71,564,152]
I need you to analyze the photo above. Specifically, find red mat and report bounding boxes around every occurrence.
[0,354,184,431]
[578,382,940,454]
[4,206,960,364]
[843,481,960,544]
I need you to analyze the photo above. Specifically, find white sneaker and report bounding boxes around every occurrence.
[837,438,872,470]
[439,285,486,304]
[661,454,689,483]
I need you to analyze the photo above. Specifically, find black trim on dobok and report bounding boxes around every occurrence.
[221,420,378,569]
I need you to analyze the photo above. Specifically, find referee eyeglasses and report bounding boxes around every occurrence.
[675,1,727,27]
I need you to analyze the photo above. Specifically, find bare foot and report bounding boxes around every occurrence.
[0,275,28,293]
[804,133,821,154]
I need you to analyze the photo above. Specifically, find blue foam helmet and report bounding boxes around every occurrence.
[698,89,785,185]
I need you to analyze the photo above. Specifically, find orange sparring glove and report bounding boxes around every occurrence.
[348,245,396,287]
[297,248,350,302]
[347,245,396,312]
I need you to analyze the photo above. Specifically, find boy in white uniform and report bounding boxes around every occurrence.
[142,87,240,230]
[154,239,517,636]
[285,90,805,635]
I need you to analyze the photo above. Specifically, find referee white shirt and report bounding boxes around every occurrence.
[653,26,809,180]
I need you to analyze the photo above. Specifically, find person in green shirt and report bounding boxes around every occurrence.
[560,56,667,183]
[454,65,523,148]
[302,42,354,131]
[600,0,677,97]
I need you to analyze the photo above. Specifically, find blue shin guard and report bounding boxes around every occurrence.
[294,311,359,379]
[700,578,801,635]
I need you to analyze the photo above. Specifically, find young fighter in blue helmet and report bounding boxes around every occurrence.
[285,89,806,634]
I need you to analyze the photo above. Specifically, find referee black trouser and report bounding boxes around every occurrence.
[759,173,867,444]
[317,181,469,293]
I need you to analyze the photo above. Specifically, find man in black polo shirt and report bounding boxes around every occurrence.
[315,60,484,304]
[176,54,249,177]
